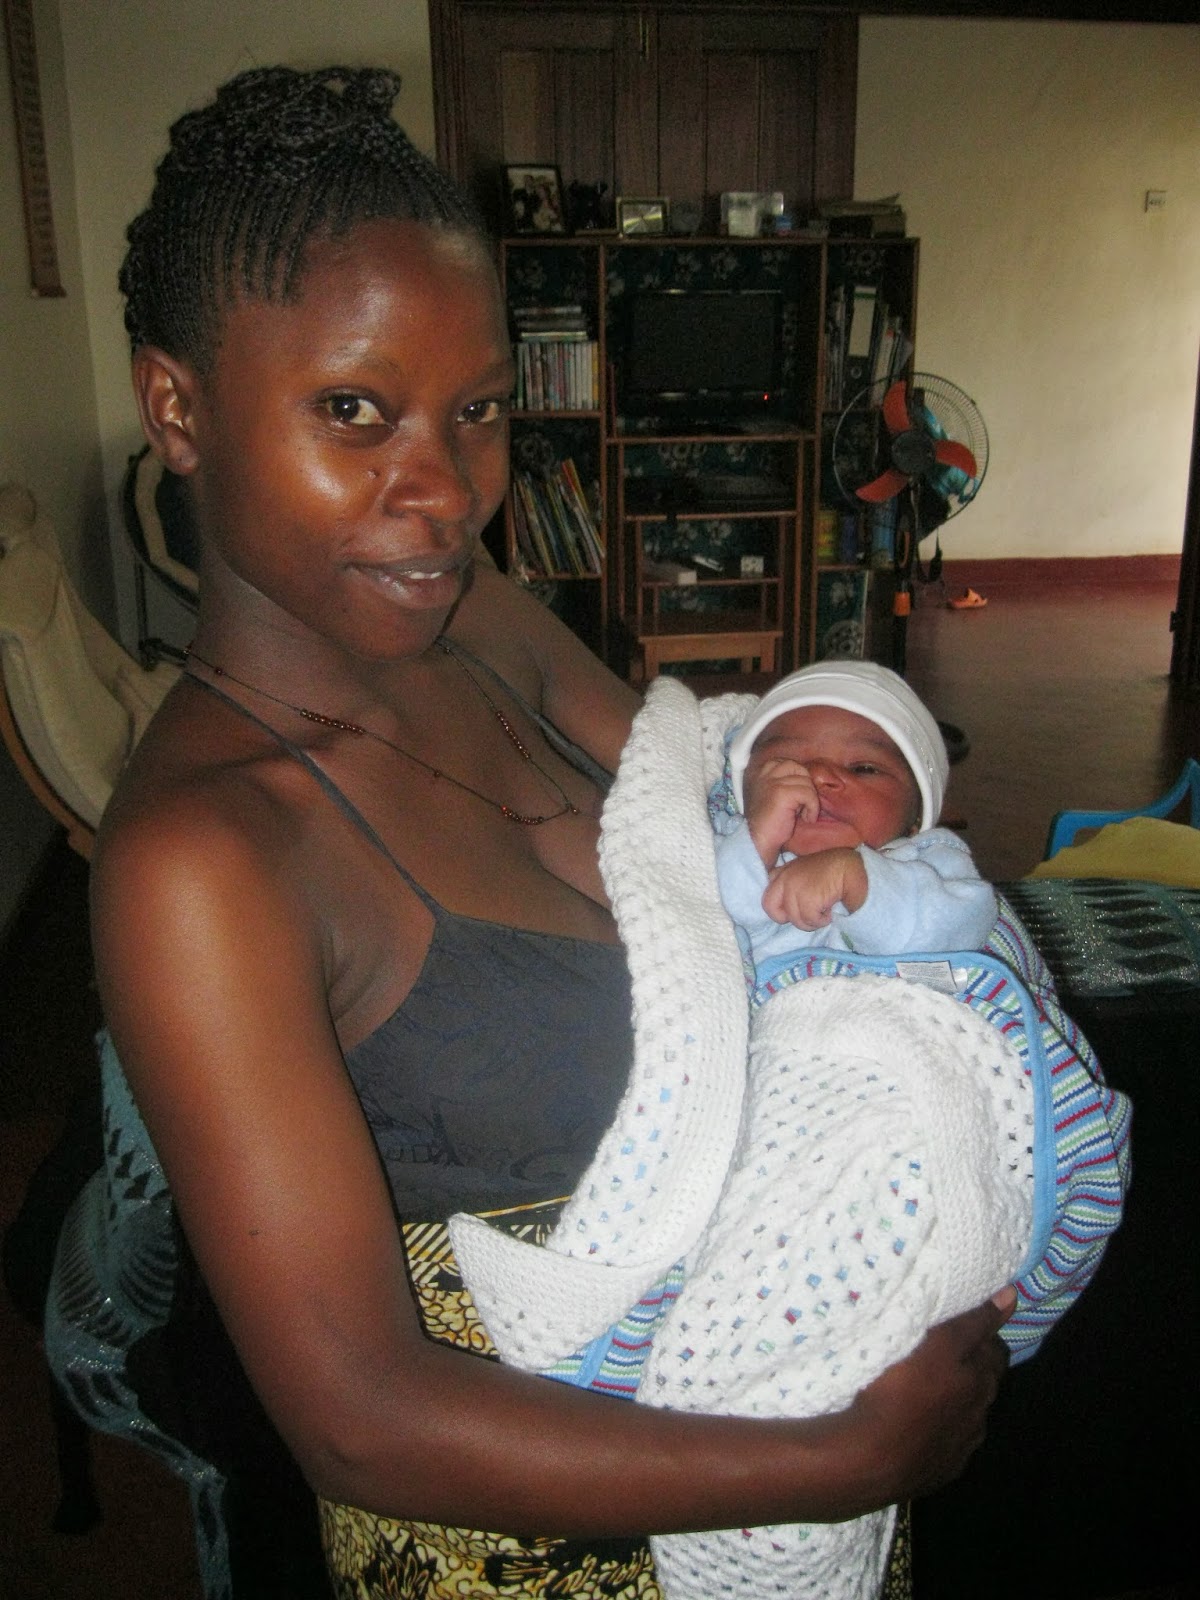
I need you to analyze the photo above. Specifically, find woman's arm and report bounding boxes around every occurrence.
[91,757,1009,1541]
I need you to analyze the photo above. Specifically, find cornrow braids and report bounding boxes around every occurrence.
[120,65,486,371]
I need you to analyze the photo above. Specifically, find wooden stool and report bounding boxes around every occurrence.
[637,625,781,684]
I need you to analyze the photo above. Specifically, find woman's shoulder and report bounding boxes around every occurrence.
[93,680,330,929]
[450,561,640,772]
[448,561,547,696]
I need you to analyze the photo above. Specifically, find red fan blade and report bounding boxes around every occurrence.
[933,439,978,478]
[856,467,910,504]
[881,380,911,436]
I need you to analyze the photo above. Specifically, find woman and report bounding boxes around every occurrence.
[76,65,1011,1597]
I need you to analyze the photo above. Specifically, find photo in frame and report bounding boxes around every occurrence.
[720,190,785,239]
[505,164,568,235]
[617,197,667,237]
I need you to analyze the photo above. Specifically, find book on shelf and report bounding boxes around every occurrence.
[512,302,585,318]
[825,281,909,409]
[512,304,589,336]
[559,458,604,572]
[511,459,603,578]
[843,283,878,399]
[511,472,559,576]
[871,316,898,389]
[515,339,599,411]
[816,507,839,562]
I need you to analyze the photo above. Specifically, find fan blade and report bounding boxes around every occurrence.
[856,467,910,504]
[881,380,911,436]
[932,439,978,478]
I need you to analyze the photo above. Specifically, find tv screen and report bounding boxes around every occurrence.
[623,289,783,420]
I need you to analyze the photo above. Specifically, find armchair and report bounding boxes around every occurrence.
[0,481,178,857]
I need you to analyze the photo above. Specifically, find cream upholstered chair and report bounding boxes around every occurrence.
[120,445,198,666]
[0,481,178,858]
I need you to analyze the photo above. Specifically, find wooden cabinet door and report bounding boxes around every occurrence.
[656,9,856,230]
[447,4,657,229]
[433,3,856,232]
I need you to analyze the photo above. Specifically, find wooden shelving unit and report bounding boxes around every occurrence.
[498,233,919,682]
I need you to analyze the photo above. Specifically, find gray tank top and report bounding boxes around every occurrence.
[191,648,634,1221]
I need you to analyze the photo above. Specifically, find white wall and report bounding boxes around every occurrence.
[56,8,1200,601]
[7,8,1197,921]
[0,0,104,928]
[857,18,1200,560]
[55,0,438,650]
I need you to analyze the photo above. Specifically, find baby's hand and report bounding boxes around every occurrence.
[743,757,820,869]
[762,848,868,930]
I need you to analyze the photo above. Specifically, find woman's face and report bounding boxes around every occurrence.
[176,218,514,661]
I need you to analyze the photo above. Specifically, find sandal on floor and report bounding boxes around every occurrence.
[948,588,988,610]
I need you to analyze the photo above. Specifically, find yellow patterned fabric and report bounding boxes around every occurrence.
[318,1204,910,1599]
[319,1505,661,1599]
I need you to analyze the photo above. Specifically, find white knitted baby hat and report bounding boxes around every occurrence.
[727,660,949,831]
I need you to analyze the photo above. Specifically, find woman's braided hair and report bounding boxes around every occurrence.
[120,65,485,371]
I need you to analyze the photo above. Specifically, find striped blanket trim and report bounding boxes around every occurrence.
[550,902,1130,1391]
[543,1263,687,1396]
[754,928,1132,1363]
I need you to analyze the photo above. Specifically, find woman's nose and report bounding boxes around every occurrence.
[380,428,478,525]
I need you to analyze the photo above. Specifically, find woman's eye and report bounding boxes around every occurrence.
[459,396,510,426]
[324,395,386,427]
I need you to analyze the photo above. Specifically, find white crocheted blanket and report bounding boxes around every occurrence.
[450,677,1034,1600]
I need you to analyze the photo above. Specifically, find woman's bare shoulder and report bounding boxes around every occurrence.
[451,562,640,770]
[92,686,328,945]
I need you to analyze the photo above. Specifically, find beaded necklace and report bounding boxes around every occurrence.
[183,640,582,826]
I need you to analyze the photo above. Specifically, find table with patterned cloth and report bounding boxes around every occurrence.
[914,879,1198,1599]
[998,878,1200,1011]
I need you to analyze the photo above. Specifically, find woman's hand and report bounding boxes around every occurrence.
[836,1289,1015,1514]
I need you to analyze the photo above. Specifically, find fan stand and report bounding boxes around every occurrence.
[914,533,948,607]
[891,489,969,771]
[889,488,917,677]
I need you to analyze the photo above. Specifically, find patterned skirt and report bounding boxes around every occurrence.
[319,1203,912,1599]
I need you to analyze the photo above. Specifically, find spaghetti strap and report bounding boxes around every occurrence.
[186,672,441,916]
[439,636,613,795]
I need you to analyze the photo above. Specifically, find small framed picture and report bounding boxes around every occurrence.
[505,164,568,235]
[617,197,667,237]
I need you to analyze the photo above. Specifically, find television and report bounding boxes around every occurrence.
[620,288,784,423]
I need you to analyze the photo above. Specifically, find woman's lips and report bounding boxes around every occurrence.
[354,551,472,603]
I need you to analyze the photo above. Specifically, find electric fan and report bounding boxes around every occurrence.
[831,373,989,672]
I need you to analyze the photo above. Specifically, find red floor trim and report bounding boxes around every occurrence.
[939,555,1181,593]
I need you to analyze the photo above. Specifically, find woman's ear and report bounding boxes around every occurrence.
[131,346,202,476]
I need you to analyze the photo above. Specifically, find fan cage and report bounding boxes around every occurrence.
[830,372,989,527]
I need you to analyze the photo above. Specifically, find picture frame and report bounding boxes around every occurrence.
[504,164,568,236]
[720,190,785,239]
[617,197,667,237]
[3,0,64,296]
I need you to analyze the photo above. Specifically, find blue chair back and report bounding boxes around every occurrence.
[1043,757,1200,859]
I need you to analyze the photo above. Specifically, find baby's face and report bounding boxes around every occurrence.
[747,704,922,854]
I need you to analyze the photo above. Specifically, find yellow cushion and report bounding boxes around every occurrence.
[1030,816,1200,888]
